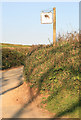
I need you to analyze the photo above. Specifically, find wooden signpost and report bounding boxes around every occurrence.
[53,8,56,46]
[41,7,56,46]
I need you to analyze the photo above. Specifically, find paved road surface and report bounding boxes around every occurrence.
[0,66,52,118]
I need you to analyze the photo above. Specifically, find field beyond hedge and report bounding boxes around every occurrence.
[24,33,80,118]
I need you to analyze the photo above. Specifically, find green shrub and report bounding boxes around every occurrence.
[24,37,80,92]
[23,32,80,117]
[2,48,25,70]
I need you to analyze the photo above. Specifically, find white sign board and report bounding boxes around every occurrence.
[41,12,53,24]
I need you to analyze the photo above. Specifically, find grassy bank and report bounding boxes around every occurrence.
[24,33,80,118]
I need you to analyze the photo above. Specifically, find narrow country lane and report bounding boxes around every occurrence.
[0,66,52,118]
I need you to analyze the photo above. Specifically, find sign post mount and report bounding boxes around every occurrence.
[41,7,56,46]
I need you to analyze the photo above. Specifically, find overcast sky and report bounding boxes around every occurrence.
[2,2,79,45]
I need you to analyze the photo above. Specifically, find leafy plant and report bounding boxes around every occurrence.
[2,48,26,70]
[23,32,80,118]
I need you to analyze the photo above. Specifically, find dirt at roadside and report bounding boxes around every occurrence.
[1,66,53,118]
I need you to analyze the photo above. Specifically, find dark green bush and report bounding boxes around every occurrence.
[2,48,25,70]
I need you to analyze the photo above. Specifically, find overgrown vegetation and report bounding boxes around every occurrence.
[1,48,29,70]
[24,32,80,118]
[1,43,31,70]
[2,48,24,70]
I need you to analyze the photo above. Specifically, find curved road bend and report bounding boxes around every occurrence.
[0,66,52,118]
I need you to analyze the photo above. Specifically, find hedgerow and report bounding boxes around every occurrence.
[2,48,26,70]
[23,32,80,117]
